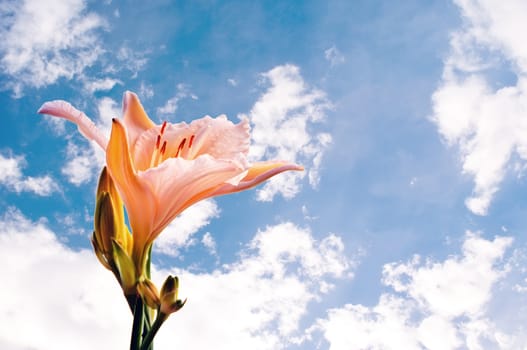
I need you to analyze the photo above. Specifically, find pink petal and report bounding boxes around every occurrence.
[211,161,304,196]
[122,91,155,151]
[38,100,108,150]
[139,155,246,239]
[185,116,251,159]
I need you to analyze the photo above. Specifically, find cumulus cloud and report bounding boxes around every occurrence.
[0,207,130,350]
[0,0,106,96]
[155,222,355,349]
[242,64,333,201]
[0,208,355,349]
[155,199,220,256]
[430,0,527,215]
[0,153,58,195]
[313,232,526,349]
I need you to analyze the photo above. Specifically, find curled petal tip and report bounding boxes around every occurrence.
[37,100,69,116]
[293,164,304,171]
[36,100,108,150]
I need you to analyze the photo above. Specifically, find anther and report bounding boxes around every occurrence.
[160,141,167,155]
[160,121,167,135]
[174,138,187,158]
[189,135,195,148]
[156,135,161,149]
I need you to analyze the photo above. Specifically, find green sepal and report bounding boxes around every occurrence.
[112,239,137,295]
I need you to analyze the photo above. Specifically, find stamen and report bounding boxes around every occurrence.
[174,138,187,158]
[156,135,161,149]
[189,135,195,148]
[160,121,167,135]
[160,141,167,155]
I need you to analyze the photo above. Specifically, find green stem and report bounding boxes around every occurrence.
[130,297,145,350]
[142,304,153,350]
[139,313,166,350]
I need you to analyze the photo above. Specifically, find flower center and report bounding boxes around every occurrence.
[149,121,196,168]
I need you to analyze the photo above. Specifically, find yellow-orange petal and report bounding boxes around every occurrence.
[106,118,156,267]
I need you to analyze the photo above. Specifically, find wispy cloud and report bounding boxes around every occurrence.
[157,84,198,117]
[139,81,155,99]
[0,153,58,195]
[201,232,217,257]
[113,44,149,78]
[82,77,122,94]
[430,0,527,215]
[324,45,345,66]
[242,64,333,201]
[0,0,106,97]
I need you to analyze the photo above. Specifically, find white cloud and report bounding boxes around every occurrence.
[155,222,355,349]
[0,207,130,350]
[0,0,106,96]
[241,64,333,201]
[112,45,149,78]
[96,96,120,135]
[228,78,238,86]
[139,81,155,99]
[42,114,67,135]
[313,232,523,349]
[430,0,527,215]
[324,45,345,66]
[201,232,217,256]
[0,153,58,195]
[61,139,104,186]
[155,199,220,256]
[0,208,355,349]
[157,83,198,117]
[82,77,122,93]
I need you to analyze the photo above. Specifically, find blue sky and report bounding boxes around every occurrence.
[2,0,527,349]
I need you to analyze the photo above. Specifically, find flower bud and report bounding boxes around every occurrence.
[137,278,160,309]
[92,167,136,293]
[160,275,186,316]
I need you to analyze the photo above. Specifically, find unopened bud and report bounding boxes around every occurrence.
[137,278,160,309]
[160,275,186,316]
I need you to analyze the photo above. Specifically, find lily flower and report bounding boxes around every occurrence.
[38,91,303,276]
